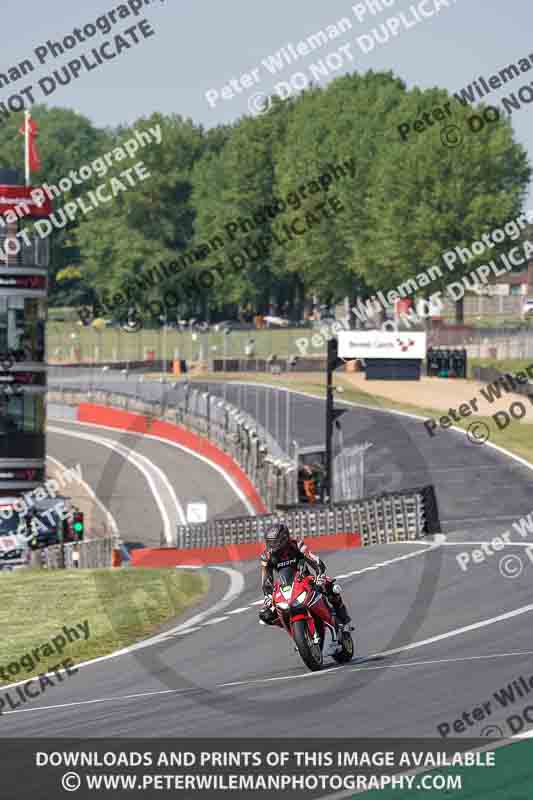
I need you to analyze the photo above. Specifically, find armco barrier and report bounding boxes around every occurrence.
[48,386,295,512]
[174,485,440,551]
[131,533,362,567]
[32,537,116,569]
[76,402,267,514]
[48,370,369,509]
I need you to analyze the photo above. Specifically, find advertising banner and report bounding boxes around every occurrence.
[0,185,52,218]
[338,330,427,360]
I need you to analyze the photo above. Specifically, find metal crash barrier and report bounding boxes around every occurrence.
[33,537,116,569]
[174,485,441,549]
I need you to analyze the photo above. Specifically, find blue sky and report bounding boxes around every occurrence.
[2,0,532,198]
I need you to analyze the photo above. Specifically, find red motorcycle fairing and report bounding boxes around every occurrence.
[272,570,336,640]
[269,563,354,671]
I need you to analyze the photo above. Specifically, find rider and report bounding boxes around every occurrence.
[259,520,351,627]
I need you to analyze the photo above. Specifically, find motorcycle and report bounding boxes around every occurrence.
[271,564,354,671]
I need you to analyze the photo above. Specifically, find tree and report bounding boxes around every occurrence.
[0,104,113,304]
[362,87,531,323]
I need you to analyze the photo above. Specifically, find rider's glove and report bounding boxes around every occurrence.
[315,574,327,588]
[263,594,273,608]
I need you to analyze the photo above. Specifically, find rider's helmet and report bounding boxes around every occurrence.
[264,520,290,553]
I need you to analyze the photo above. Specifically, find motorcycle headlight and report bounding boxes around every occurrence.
[296,591,307,603]
[277,601,289,610]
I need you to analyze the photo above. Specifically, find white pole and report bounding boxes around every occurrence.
[24,111,31,187]
[285,389,290,455]
[275,389,280,443]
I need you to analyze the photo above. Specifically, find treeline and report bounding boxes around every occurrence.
[0,69,530,323]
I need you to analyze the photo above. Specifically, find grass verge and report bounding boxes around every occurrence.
[0,568,207,685]
[468,357,533,377]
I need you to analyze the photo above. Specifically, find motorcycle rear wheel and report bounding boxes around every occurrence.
[292,620,323,671]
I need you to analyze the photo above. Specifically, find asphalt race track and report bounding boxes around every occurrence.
[47,419,252,548]
[4,381,533,742]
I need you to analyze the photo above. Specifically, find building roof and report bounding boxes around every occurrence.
[488,269,529,286]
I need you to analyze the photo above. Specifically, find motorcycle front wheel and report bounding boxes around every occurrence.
[292,619,323,671]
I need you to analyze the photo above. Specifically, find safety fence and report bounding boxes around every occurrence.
[30,537,117,569]
[210,357,327,373]
[49,374,369,511]
[429,327,533,359]
[175,485,441,549]
[49,387,299,510]
[180,380,368,505]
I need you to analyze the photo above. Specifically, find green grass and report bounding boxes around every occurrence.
[46,323,311,362]
[47,318,533,364]
[0,568,207,684]
[468,357,533,377]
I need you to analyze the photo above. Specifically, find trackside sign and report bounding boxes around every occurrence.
[338,331,427,360]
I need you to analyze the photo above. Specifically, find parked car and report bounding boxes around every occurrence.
[264,316,289,328]
[0,499,30,570]
[522,299,533,320]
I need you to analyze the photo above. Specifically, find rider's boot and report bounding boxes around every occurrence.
[335,601,351,627]
[329,591,351,627]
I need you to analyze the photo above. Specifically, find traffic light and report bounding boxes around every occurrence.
[72,511,84,540]
[327,336,344,373]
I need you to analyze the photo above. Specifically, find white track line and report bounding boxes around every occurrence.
[49,416,258,517]
[339,545,437,577]
[220,650,533,688]
[169,566,245,634]
[9,650,533,717]
[216,380,533,474]
[50,423,185,527]
[1,687,201,715]
[441,541,533,547]
[46,454,119,537]
[376,601,533,659]
[48,424,180,542]
[164,626,204,637]
[0,566,244,696]
[444,515,532,524]
[218,601,533,688]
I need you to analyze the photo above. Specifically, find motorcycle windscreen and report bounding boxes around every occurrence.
[277,564,297,591]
